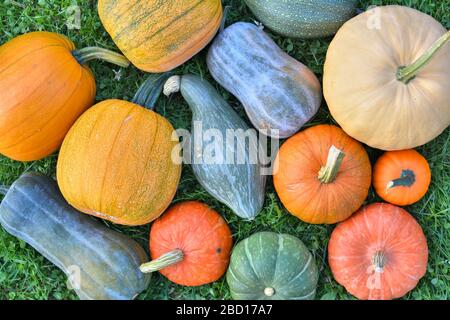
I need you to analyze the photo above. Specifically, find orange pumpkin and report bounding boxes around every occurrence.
[0,31,129,161]
[373,150,431,206]
[328,203,428,300]
[273,124,372,224]
[140,201,233,286]
[57,74,181,226]
[98,0,222,72]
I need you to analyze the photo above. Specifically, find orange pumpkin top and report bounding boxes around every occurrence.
[328,203,428,300]
[141,201,233,286]
[273,124,372,224]
[0,31,129,162]
[98,0,223,72]
[373,149,431,206]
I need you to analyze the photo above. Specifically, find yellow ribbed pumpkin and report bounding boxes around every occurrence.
[324,5,450,150]
[98,0,222,72]
[57,74,181,226]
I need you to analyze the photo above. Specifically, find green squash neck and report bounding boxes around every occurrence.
[72,47,130,67]
[387,169,416,189]
[132,73,174,110]
[397,30,450,84]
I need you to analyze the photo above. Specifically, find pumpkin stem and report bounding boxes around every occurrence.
[386,169,416,191]
[397,30,450,84]
[140,249,184,273]
[264,287,275,297]
[318,145,345,184]
[163,75,181,96]
[72,47,130,68]
[132,72,174,110]
[220,5,231,32]
[0,186,9,196]
[372,251,386,273]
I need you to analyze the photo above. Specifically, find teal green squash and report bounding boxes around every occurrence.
[0,173,150,300]
[244,0,358,38]
[207,22,322,138]
[164,74,266,220]
[226,232,319,300]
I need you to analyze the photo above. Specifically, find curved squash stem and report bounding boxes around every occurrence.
[132,72,174,110]
[397,30,450,84]
[140,249,184,273]
[72,47,130,68]
[318,145,345,184]
[0,186,9,196]
[372,251,386,273]
[386,169,416,192]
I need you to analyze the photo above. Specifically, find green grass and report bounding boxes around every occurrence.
[0,0,449,300]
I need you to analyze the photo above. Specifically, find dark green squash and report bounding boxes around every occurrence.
[0,173,150,300]
[164,74,266,220]
[244,0,358,38]
[227,232,318,300]
[207,22,322,139]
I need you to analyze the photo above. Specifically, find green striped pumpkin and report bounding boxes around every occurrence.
[244,0,358,38]
[227,232,318,300]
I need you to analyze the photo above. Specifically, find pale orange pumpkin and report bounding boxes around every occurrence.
[324,5,450,150]
[328,203,428,300]
[57,74,181,226]
[0,32,129,161]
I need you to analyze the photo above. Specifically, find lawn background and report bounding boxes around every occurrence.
[0,0,449,300]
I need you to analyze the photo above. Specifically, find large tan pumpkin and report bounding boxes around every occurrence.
[324,5,450,151]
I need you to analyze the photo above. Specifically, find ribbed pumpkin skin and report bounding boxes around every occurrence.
[373,150,431,206]
[179,75,266,220]
[323,6,450,150]
[207,22,322,139]
[57,100,181,226]
[273,125,372,224]
[244,0,357,38]
[227,232,318,300]
[0,173,150,300]
[150,201,232,286]
[98,0,222,72]
[328,203,428,300]
[0,32,95,161]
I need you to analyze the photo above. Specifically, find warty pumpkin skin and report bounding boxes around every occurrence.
[324,5,450,150]
[140,201,233,286]
[244,0,358,39]
[227,232,318,300]
[328,203,428,300]
[98,0,222,72]
[163,74,267,220]
[0,31,129,161]
[207,22,322,139]
[57,75,181,226]
[0,173,150,300]
[373,150,431,206]
[273,124,372,224]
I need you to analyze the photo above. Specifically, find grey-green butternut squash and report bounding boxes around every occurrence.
[0,173,150,300]
[164,74,266,220]
[244,0,358,38]
[207,22,322,139]
[227,232,318,300]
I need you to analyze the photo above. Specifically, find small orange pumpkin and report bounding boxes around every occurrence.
[57,74,181,226]
[273,124,372,224]
[140,201,233,286]
[328,203,428,300]
[0,31,129,161]
[373,150,431,206]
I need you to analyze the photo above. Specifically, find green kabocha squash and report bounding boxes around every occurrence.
[164,74,266,220]
[227,232,318,300]
[0,173,150,300]
[207,22,322,138]
[244,0,358,39]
